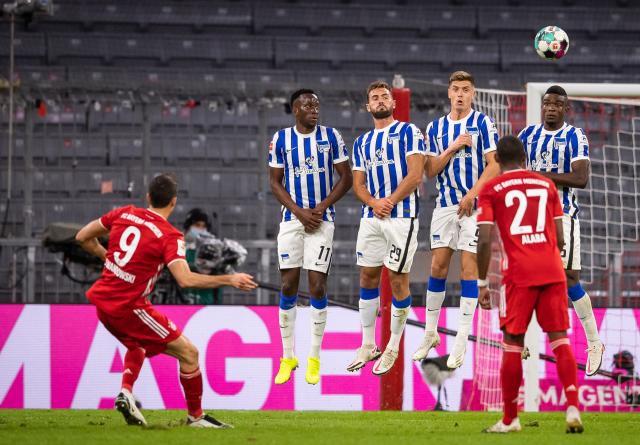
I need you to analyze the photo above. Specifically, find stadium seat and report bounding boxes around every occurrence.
[0,34,46,65]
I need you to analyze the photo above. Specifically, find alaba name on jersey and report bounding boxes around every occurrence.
[87,205,186,312]
[477,169,566,287]
[352,120,425,218]
[425,109,499,208]
[518,122,589,219]
[268,125,349,222]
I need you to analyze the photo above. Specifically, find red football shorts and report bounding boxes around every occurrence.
[499,280,569,335]
[96,303,182,357]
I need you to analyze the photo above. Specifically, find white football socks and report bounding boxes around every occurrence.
[309,305,327,359]
[359,296,379,346]
[572,292,600,344]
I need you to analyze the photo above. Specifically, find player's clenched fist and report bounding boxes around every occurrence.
[229,273,258,291]
[294,208,322,233]
[449,133,472,152]
[370,198,394,219]
[478,286,491,310]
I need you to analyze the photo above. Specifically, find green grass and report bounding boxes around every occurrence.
[0,410,638,445]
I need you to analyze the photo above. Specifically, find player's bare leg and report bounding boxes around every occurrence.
[165,335,232,428]
[306,270,328,385]
[372,269,411,376]
[348,266,382,372]
[275,268,300,384]
[446,251,478,369]
[115,347,147,426]
[548,331,583,433]
[566,270,604,376]
[413,248,452,361]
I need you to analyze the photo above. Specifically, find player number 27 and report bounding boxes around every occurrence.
[114,226,141,267]
[505,188,548,235]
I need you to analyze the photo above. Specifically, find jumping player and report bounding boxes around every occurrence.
[76,173,257,428]
[414,71,500,369]
[347,80,425,375]
[269,89,352,385]
[477,136,582,433]
[518,85,604,375]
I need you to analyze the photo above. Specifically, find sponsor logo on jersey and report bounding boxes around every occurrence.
[454,151,474,159]
[294,156,326,177]
[531,151,559,170]
[365,148,395,169]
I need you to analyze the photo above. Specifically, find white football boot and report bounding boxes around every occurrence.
[566,406,584,433]
[483,418,522,433]
[412,331,441,361]
[585,341,605,376]
[115,390,147,427]
[346,344,382,372]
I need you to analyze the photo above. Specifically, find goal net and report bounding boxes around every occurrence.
[471,83,640,412]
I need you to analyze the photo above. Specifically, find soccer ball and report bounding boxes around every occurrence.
[534,26,570,61]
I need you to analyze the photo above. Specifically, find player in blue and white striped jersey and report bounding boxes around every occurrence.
[414,71,500,370]
[347,80,425,376]
[268,89,352,386]
[518,85,604,376]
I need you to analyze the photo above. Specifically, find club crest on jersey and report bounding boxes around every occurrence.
[553,137,566,149]
[316,140,331,153]
[466,127,479,136]
[280,253,290,261]
[387,133,400,142]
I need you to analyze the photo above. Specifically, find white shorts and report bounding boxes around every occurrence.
[430,205,478,253]
[277,219,334,274]
[355,217,419,274]
[561,215,581,270]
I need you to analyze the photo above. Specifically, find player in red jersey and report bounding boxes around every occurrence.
[76,173,257,428]
[476,136,582,434]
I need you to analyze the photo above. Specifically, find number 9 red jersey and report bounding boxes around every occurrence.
[477,169,566,287]
[87,205,186,312]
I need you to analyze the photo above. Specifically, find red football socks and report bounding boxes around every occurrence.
[180,367,204,419]
[550,337,579,408]
[501,342,524,425]
[121,348,145,392]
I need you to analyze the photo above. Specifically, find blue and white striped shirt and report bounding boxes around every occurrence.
[352,120,425,218]
[518,122,589,219]
[269,125,349,222]
[425,109,499,208]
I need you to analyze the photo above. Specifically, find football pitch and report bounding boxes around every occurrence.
[0,410,638,445]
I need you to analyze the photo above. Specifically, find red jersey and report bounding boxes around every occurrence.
[87,205,186,312]
[477,169,565,287]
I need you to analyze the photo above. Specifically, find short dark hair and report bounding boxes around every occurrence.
[148,173,178,208]
[290,88,316,109]
[449,71,475,86]
[366,80,392,101]
[497,135,526,166]
[545,85,567,97]
[183,207,210,231]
